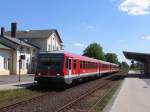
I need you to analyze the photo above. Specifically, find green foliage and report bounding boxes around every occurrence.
[121,61,129,70]
[105,53,119,64]
[83,43,105,60]
[130,62,144,70]
[0,88,42,108]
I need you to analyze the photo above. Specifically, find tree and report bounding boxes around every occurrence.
[121,61,129,70]
[105,53,119,64]
[130,60,135,70]
[83,43,105,60]
[130,61,144,70]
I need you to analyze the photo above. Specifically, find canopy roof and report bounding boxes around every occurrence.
[123,51,150,63]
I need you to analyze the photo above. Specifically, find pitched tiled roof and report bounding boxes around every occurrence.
[3,36,33,47]
[0,35,36,50]
[5,29,63,43]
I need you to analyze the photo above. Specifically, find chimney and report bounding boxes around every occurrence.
[11,22,17,38]
[1,27,5,37]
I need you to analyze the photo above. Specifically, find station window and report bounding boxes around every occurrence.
[74,60,77,69]
[27,48,30,54]
[48,45,51,51]
[4,58,6,69]
[8,59,10,70]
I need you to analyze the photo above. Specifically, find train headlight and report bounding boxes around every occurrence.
[38,73,41,75]
[57,73,60,76]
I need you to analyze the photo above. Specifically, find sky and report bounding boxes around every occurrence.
[0,0,150,63]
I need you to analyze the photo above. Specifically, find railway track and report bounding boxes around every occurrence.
[0,71,126,112]
[55,74,123,112]
[87,82,120,112]
[0,91,52,112]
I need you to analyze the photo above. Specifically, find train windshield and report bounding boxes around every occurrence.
[37,54,64,72]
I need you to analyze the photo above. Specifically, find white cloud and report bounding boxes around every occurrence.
[73,43,85,47]
[119,39,125,42]
[141,35,150,40]
[87,25,95,29]
[119,0,150,15]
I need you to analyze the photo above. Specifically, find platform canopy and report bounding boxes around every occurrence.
[123,51,150,75]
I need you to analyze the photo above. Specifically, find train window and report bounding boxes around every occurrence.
[90,63,92,69]
[82,61,84,69]
[66,58,69,69]
[80,61,82,69]
[86,62,88,69]
[84,61,86,69]
[69,59,72,69]
[89,62,91,69]
[74,60,77,69]
[85,61,87,69]
[92,63,94,68]
[93,63,94,68]
[82,61,84,68]
[88,62,90,68]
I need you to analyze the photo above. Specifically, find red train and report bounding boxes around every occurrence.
[35,51,119,85]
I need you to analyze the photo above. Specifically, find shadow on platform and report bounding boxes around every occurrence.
[127,73,150,79]
[14,82,35,88]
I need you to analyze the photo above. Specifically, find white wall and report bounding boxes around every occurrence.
[47,33,61,51]
[0,43,38,75]
[0,49,12,75]
[16,46,36,74]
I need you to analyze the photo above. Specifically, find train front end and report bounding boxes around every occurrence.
[35,53,65,85]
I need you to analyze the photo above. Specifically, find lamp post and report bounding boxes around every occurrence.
[19,58,21,82]
[18,40,22,82]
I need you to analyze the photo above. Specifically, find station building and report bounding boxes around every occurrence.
[0,32,38,75]
[5,28,63,52]
[0,23,63,75]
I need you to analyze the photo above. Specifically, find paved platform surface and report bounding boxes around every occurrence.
[0,75,34,85]
[108,71,150,112]
[0,75,35,91]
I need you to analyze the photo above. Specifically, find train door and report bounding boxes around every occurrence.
[73,59,77,75]
[68,58,72,76]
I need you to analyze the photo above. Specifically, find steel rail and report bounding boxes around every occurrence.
[55,74,123,112]
[0,92,51,111]
[55,81,111,112]
[87,74,122,112]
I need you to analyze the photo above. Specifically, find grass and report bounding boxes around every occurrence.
[0,87,43,108]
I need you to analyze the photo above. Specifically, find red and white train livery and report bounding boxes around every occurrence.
[35,51,119,85]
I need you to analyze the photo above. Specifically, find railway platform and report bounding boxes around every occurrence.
[104,71,150,112]
[0,74,35,91]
